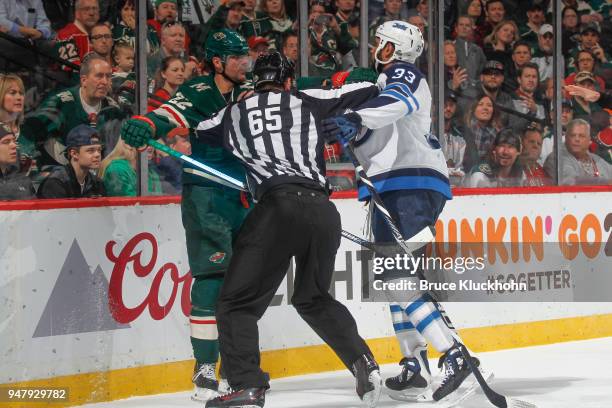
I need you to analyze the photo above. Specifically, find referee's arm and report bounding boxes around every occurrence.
[299,82,379,117]
[195,106,229,147]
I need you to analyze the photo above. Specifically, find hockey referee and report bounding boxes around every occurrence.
[196,52,382,408]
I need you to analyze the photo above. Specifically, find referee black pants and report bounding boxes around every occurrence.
[216,184,371,389]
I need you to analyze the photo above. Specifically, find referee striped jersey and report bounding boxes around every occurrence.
[196,82,378,198]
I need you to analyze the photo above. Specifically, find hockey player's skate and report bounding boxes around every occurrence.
[205,387,265,408]
[192,362,220,402]
[385,348,433,402]
[432,345,481,403]
[352,353,382,407]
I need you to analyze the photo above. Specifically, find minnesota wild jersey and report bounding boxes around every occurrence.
[146,74,252,186]
[21,86,124,164]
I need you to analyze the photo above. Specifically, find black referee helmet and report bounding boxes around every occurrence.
[253,51,295,91]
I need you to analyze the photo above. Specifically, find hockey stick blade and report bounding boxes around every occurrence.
[458,344,537,408]
[341,226,434,257]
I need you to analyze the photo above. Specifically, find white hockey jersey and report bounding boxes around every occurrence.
[352,62,452,201]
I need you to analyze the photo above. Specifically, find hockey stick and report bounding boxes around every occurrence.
[148,138,420,252]
[344,142,537,408]
[458,343,537,408]
[148,138,247,191]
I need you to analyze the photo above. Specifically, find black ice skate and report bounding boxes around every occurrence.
[192,362,219,402]
[385,348,433,402]
[433,345,480,402]
[205,387,266,408]
[351,353,382,407]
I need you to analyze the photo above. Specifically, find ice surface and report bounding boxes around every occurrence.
[82,337,612,407]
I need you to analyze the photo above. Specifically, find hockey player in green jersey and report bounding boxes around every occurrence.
[120,29,252,402]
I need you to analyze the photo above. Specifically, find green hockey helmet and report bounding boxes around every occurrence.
[205,29,249,62]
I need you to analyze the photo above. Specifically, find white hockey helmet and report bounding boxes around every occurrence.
[374,20,424,66]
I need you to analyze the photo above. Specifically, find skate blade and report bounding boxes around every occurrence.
[191,386,219,403]
[387,386,434,402]
[438,368,495,408]
[361,370,383,407]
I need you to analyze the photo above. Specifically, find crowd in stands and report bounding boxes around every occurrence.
[0,0,611,201]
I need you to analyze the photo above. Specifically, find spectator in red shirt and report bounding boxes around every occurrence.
[56,0,100,69]
[148,56,186,112]
[520,125,551,186]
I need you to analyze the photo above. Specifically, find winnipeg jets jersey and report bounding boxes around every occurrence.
[352,62,451,201]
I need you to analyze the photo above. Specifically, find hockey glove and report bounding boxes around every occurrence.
[321,112,362,147]
[121,116,155,149]
[345,67,379,85]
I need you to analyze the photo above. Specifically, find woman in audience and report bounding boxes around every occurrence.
[0,74,25,140]
[148,56,186,112]
[461,93,503,172]
[259,0,295,50]
[112,0,159,52]
[483,20,519,70]
[0,73,38,163]
[465,0,486,44]
[562,6,581,56]
[99,137,162,196]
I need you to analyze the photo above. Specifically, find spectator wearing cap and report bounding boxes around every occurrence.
[465,128,525,188]
[504,40,532,93]
[518,3,546,51]
[440,92,467,180]
[483,20,520,73]
[0,124,35,200]
[247,35,270,62]
[454,15,487,84]
[37,124,105,198]
[565,50,606,91]
[520,125,551,186]
[509,62,546,133]
[544,118,612,185]
[571,71,603,121]
[453,59,513,126]
[567,23,610,75]
[55,0,99,70]
[531,24,556,83]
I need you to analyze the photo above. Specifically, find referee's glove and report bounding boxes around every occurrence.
[321,112,362,147]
